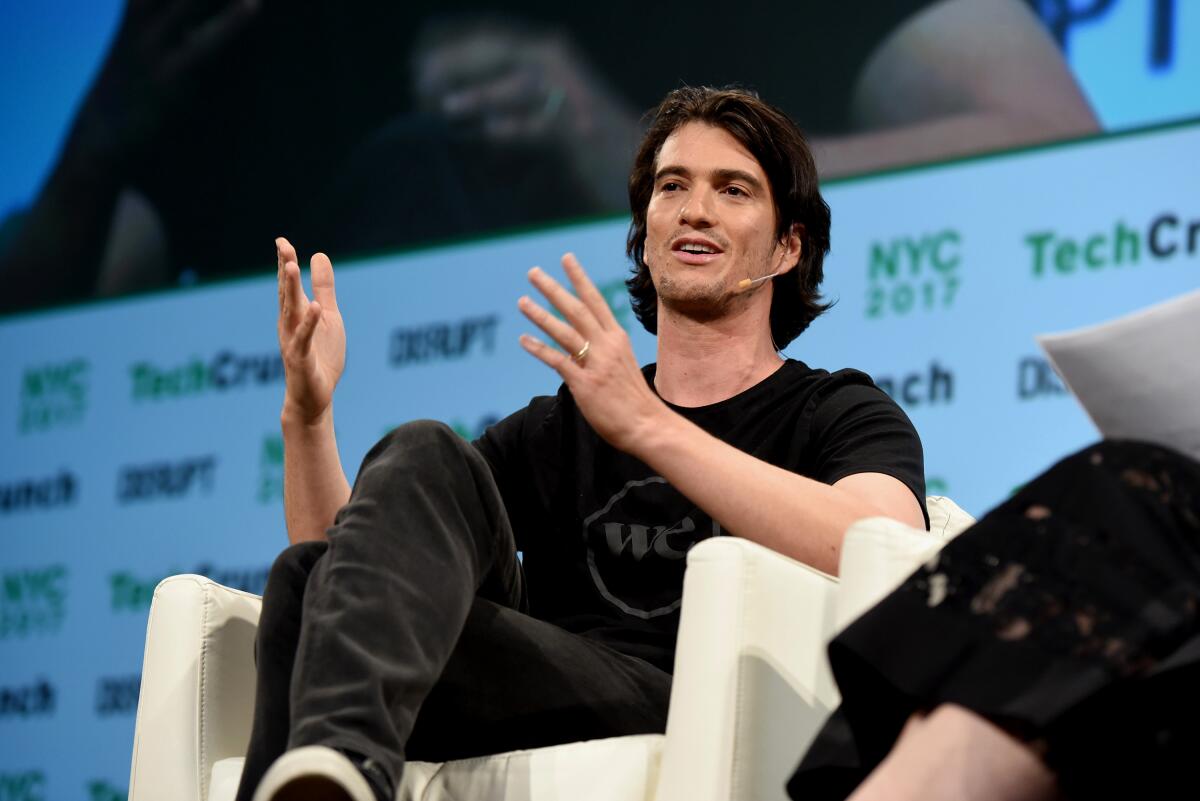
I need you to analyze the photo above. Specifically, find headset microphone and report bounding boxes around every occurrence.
[735,270,783,293]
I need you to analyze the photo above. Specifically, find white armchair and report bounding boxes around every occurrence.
[128,497,973,801]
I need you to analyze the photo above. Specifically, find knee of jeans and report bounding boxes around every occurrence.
[366,419,474,466]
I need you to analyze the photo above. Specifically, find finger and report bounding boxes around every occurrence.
[482,111,552,143]
[292,301,321,358]
[415,30,522,100]
[276,236,297,314]
[309,252,339,312]
[561,253,616,330]
[282,260,309,331]
[517,295,585,355]
[528,266,598,336]
[519,333,574,378]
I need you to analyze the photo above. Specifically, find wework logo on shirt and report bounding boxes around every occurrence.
[582,476,719,619]
[18,359,88,434]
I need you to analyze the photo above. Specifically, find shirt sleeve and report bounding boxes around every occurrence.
[807,370,928,528]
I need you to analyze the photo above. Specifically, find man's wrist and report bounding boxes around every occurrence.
[280,400,333,434]
[621,401,683,463]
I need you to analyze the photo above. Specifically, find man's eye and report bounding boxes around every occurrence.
[725,186,747,197]
[660,181,681,192]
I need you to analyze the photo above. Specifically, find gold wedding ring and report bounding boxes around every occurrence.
[572,340,590,365]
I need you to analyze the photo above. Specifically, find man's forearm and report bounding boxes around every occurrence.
[281,404,351,544]
[627,409,915,575]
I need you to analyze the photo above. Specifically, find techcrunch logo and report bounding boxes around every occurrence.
[0,566,67,640]
[875,360,955,407]
[0,470,77,514]
[390,315,499,367]
[111,564,269,612]
[130,349,283,401]
[597,277,633,329]
[1026,212,1199,278]
[258,433,284,504]
[0,772,45,801]
[18,359,88,434]
[0,678,56,719]
[86,781,126,801]
[866,229,961,319]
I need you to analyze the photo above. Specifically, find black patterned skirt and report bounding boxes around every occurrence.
[788,440,1200,799]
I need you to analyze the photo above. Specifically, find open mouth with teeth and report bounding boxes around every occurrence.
[672,239,724,265]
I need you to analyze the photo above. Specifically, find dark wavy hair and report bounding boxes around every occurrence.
[625,86,832,348]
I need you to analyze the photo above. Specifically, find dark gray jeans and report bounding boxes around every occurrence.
[235,421,671,800]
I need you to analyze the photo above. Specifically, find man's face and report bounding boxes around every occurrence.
[643,121,797,321]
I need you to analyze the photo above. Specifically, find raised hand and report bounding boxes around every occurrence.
[412,18,639,209]
[518,254,666,454]
[276,237,346,426]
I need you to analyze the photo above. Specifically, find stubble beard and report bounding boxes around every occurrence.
[655,268,736,323]
[650,244,775,325]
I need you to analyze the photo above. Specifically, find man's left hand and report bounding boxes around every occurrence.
[519,253,667,455]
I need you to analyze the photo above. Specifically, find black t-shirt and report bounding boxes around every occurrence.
[474,360,925,672]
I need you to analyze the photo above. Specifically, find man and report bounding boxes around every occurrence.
[238,86,927,801]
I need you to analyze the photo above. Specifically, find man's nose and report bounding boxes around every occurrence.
[679,188,715,228]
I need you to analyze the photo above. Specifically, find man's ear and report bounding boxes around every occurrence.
[774,223,804,275]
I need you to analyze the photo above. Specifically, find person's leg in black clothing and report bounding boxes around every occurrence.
[406,598,670,763]
[789,440,1200,800]
[235,418,526,800]
[235,420,670,801]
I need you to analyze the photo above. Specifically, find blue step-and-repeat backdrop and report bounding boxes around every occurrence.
[1,1,1199,798]
[2,118,1198,797]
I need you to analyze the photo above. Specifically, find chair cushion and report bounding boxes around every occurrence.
[209,734,665,801]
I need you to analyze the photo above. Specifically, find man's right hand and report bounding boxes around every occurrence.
[276,237,346,426]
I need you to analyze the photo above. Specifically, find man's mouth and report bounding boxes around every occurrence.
[671,237,725,264]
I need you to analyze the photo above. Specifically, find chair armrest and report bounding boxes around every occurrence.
[836,496,976,631]
[654,537,841,801]
[129,575,262,801]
